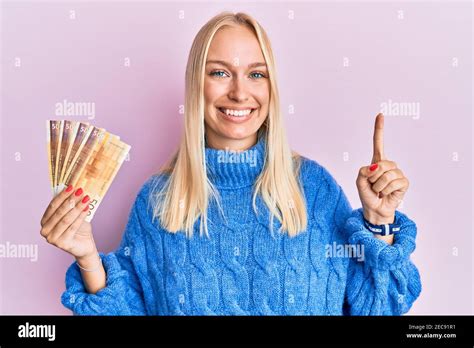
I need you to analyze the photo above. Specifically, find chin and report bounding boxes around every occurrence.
[220,129,254,141]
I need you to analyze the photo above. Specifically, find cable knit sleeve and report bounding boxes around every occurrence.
[304,159,422,316]
[332,185,422,315]
[61,176,161,315]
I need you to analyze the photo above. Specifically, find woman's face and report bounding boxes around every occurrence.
[204,25,270,150]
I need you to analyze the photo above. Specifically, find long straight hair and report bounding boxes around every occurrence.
[151,11,307,238]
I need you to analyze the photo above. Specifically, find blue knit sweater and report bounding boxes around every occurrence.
[61,136,422,315]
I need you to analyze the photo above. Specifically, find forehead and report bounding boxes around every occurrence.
[207,25,265,64]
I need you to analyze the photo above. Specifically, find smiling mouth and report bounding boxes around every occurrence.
[217,107,257,118]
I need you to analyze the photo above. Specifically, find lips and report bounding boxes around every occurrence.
[217,107,257,117]
[216,107,257,123]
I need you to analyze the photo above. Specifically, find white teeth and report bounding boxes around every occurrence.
[220,108,253,117]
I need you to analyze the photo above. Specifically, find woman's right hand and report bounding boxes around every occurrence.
[40,185,97,260]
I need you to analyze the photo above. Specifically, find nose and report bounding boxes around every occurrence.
[228,77,249,103]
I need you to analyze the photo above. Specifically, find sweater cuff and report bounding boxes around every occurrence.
[345,208,417,271]
[61,252,131,315]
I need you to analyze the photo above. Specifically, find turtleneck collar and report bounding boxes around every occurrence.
[205,135,266,189]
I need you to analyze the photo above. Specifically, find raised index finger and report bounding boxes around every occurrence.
[41,185,74,226]
[372,113,385,163]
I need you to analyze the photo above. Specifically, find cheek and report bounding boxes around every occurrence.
[253,84,270,109]
[204,80,227,104]
[203,82,221,122]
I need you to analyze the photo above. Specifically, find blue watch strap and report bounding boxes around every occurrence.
[363,216,401,236]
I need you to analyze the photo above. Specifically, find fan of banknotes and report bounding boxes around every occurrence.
[46,120,131,222]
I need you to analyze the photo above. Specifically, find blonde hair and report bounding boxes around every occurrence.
[151,11,307,238]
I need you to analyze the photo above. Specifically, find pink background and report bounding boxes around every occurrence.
[1,1,472,314]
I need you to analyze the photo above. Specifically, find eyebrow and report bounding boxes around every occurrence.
[206,60,267,69]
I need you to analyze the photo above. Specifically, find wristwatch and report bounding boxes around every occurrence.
[363,216,401,236]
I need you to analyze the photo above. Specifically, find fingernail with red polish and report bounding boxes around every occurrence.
[83,206,89,212]
[65,184,73,192]
[369,164,378,172]
[82,195,90,204]
[75,188,83,196]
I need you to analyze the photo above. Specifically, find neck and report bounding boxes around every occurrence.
[204,134,266,189]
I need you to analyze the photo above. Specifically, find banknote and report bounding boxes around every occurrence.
[46,120,62,195]
[74,134,131,221]
[53,120,64,193]
[61,126,107,192]
[46,120,131,221]
[58,122,90,188]
[56,120,78,192]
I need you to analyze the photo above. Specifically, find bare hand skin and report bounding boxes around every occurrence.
[40,186,106,294]
[356,113,410,245]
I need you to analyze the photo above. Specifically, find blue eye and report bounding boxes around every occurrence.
[250,72,266,79]
[210,70,227,78]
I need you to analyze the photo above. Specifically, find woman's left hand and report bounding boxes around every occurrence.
[356,113,410,226]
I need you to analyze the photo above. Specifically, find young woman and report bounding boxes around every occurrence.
[40,12,421,315]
